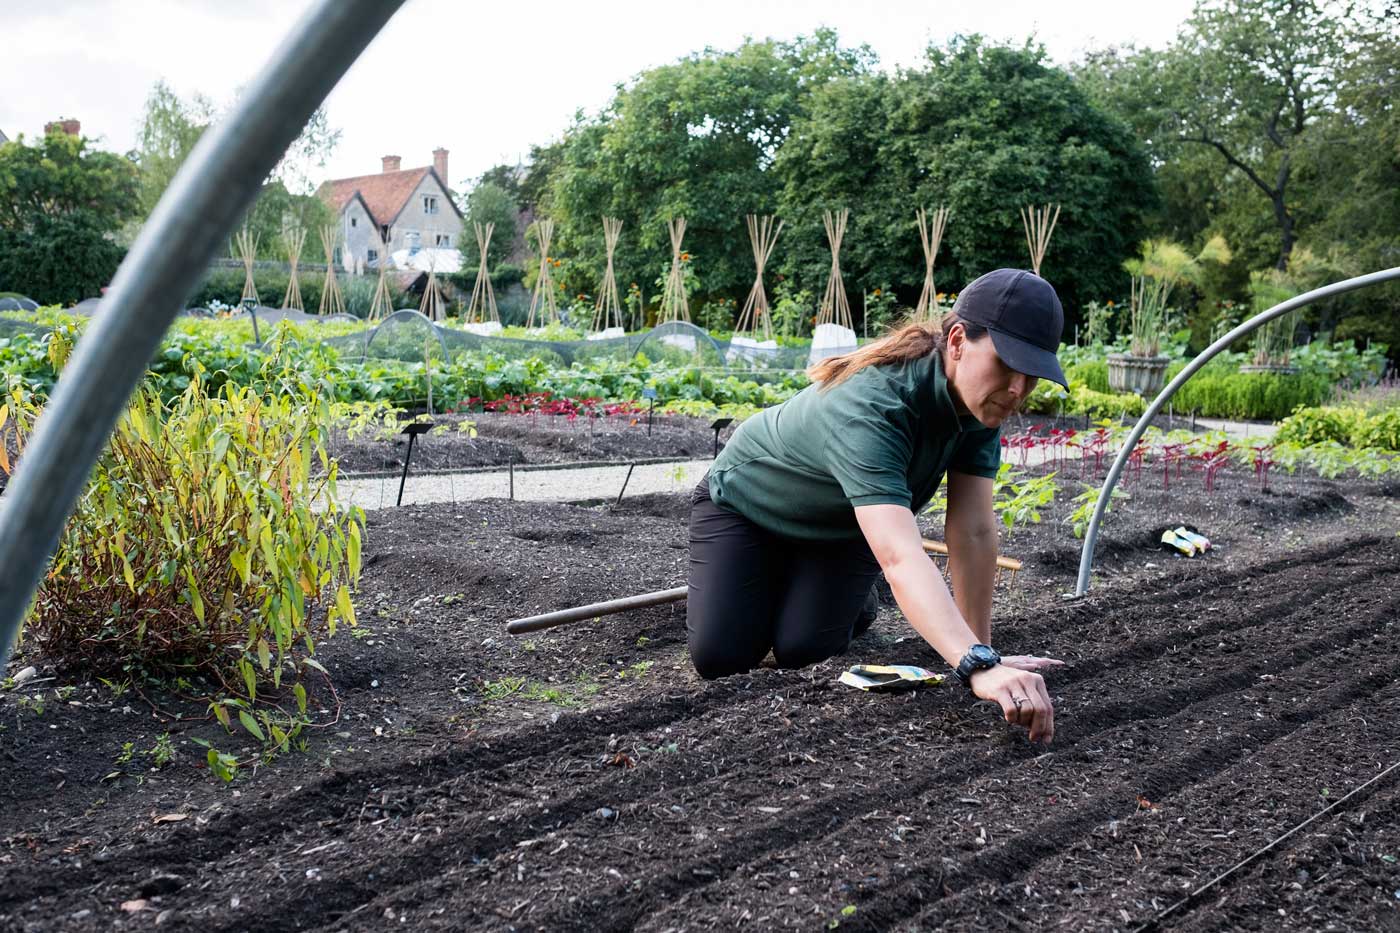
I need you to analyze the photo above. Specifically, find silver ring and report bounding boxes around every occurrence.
[1012,696,1026,708]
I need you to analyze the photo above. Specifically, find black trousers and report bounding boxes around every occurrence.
[687,475,882,679]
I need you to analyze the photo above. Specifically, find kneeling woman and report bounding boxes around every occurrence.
[687,269,1066,743]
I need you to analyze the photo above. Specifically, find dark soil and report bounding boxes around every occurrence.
[3,451,1400,931]
[327,411,729,476]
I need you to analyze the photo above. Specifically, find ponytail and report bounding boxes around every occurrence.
[806,314,988,389]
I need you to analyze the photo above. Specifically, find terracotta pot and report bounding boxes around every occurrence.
[1107,353,1171,396]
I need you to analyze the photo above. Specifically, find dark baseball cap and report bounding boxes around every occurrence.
[951,269,1067,388]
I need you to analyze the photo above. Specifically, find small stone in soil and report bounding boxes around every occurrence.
[596,807,618,821]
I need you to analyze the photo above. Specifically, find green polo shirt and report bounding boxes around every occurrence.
[708,352,1001,541]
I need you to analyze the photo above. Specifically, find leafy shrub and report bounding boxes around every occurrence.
[1170,367,1331,421]
[1071,386,1146,420]
[1066,360,1109,393]
[3,346,362,700]
[1354,409,1400,450]
[1275,405,1400,451]
[1273,406,1357,446]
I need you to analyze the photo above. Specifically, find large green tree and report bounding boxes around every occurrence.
[775,37,1155,320]
[546,31,875,311]
[1076,0,1350,271]
[461,180,519,267]
[0,129,140,304]
[131,81,339,260]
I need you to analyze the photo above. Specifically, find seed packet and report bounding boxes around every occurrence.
[1174,527,1211,552]
[839,664,945,693]
[1160,529,1198,556]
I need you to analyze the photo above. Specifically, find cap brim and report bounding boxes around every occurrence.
[988,328,1067,389]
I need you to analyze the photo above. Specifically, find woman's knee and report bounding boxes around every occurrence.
[772,629,849,671]
[689,638,758,679]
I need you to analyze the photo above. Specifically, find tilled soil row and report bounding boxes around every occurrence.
[153,538,1400,932]
[4,527,1397,932]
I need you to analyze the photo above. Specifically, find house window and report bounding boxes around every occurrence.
[423,195,439,215]
[333,247,343,266]
[367,248,379,263]
[350,216,358,228]
[380,224,390,242]
[435,234,451,247]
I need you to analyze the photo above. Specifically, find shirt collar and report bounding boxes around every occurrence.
[926,351,986,433]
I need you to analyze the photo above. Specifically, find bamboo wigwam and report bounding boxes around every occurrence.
[816,208,853,330]
[735,214,783,340]
[465,221,500,325]
[369,229,394,322]
[526,219,560,328]
[234,227,259,307]
[658,217,691,324]
[318,224,346,317]
[914,206,950,322]
[281,225,306,311]
[418,252,446,322]
[592,216,624,334]
[1020,203,1060,277]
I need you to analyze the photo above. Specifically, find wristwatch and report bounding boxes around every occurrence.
[954,644,1001,687]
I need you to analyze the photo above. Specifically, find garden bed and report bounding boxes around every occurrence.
[2,460,1399,931]
[327,411,731,476]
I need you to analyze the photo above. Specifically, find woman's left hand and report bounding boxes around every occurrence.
[1000,655,1065,673]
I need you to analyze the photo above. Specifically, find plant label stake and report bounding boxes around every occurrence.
[614,462,637,510]
[710,417,734,458]
[642,387,657,436]
[396,421,432,507]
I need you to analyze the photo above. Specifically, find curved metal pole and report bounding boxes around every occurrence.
[1075,267,1400,596]
[0,0,408,667]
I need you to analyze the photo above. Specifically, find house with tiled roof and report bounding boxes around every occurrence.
[317,149,462,272]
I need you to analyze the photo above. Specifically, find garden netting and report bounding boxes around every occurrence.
[318,313,824,374]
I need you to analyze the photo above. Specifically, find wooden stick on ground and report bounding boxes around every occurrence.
[505,539,1021,635]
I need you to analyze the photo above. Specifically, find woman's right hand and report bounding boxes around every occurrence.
[968,664,1054,744]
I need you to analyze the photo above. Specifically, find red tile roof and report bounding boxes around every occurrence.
[317,166,458,228]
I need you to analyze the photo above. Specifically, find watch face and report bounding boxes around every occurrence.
[969,644,1000,664]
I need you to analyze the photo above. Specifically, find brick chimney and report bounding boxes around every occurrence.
[432,148,449,185]
[45,118,81,137]
[381,154,401,173]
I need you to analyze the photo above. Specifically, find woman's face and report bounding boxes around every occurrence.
[944,325,1039,428]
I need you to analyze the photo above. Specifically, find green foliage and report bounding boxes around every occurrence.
[776,36,1155,316]
[1170,367,1330,421]
[0,129,140,304]
[1276,406,1400,452]
[993,463,1057,535]
[462,181,519,267]
[546,31,875,305]
[2,349,363,701]
[1067,483,1130,539]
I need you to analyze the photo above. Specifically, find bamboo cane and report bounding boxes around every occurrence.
[504,539,1021,635]
[1020,203,1060,277]
[526,219,560,327]
[369,228,394,322]
[816,209,852,329]
[234,227,259,306]
[282,225,306,311]
[318,223,346,316]
[658,217,691,324]
[735,214,783,340]
[914,206,950,322]
[466,221,499,324]
[592,216,624,333]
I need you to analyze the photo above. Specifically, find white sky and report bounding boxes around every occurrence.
[2,0,1196,191]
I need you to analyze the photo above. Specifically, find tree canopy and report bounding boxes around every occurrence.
[0,129,140,304]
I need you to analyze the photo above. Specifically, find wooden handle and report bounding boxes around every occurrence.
[922,538,1022,572]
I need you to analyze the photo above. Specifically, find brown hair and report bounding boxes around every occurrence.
[806,314,989,389]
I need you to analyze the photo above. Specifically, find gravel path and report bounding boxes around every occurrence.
[336,458,713,511]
